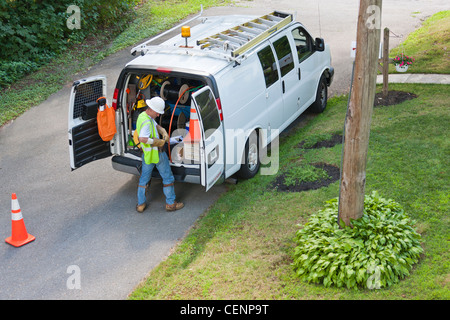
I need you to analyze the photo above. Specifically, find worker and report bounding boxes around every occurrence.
[135,97,184,213]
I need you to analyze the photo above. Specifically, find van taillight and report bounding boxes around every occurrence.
[216,98,223,121]
[112,88,119,110]
[157,67,172,74]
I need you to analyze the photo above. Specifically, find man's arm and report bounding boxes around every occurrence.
[138,123,154,144]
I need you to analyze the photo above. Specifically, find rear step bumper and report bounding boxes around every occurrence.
[112,155,141,175]
[111,155,201,183]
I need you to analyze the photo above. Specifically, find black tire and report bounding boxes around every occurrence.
[237,131,260,179]
[309,73,328,113]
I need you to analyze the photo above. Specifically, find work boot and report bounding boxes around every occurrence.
[165,201,184,212]
[136,203,147,213]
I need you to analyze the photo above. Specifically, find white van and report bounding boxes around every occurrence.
[68,10,334,191]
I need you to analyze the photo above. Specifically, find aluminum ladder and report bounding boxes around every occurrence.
[197,11,293,58]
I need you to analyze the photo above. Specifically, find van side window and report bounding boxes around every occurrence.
[272,36,294,77]
[291,27,313,62]
[195,89,221,139]
[257,45,279,88]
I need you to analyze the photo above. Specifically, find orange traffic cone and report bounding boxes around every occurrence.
[5,193,35,247]
[183,107,202,163]
[186,107,201,142]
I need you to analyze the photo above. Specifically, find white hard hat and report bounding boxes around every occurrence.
[146,97,165,114]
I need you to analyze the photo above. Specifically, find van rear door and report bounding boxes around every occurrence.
[68,75,112,170]
[190,86,225,191]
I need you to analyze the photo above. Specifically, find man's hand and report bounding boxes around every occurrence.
[157,126,169,142]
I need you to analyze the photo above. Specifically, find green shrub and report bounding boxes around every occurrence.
[292,191,423,289]
[0,0,137,87]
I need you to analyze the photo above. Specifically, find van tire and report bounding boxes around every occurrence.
[237,131,260,179]
[309,73,328,113]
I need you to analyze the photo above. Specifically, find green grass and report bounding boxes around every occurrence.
[0,0,230,127]
[389,10,450,74]
[129,83,449,299]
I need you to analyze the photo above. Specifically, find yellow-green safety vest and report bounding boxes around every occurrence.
[136,111,159,164]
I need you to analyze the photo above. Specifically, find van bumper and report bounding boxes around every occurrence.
[112,155,141,175]
[111,155,200,183]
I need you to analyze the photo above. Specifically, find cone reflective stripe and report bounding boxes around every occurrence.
[5,193,35,247]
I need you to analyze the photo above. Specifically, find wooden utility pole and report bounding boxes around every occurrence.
[382,27,389,98]
[338,0,382,227]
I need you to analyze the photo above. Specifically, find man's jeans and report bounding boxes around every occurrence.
[137,152,175,206]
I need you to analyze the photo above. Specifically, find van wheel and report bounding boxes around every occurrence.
[310,74,328,113]
[237,131,260,179]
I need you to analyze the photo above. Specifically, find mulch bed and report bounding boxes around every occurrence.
[270,163,340,193]
[297,133,343,149]
[373,90,417,107]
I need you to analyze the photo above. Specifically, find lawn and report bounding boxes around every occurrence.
[129,83,449,300]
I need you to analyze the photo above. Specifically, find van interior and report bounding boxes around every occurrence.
[123,72,207,164]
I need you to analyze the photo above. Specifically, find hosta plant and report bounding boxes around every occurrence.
[292,191,423,289]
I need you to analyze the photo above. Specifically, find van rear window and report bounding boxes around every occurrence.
[257,45,279,88]
[195,89,221,139]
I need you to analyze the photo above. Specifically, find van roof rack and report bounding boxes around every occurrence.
[197,11,293,57]
[130,9,294,63]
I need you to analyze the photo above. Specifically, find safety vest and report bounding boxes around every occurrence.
[136,111,159,164]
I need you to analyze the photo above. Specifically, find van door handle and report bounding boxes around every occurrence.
[282,80,285,94]
[298,68,301,80]
[208,146,219,168]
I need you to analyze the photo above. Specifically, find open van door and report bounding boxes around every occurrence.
[68,75,112,170]
[191,86,225,191]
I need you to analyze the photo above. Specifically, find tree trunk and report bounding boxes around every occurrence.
[338,0,382,227]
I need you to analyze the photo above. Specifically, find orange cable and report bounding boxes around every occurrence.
[168,87,193,162]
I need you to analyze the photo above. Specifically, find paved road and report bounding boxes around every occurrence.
[0,0,446,300]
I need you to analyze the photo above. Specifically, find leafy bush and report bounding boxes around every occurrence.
[0,0,137,87]
[292,191,423,289]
